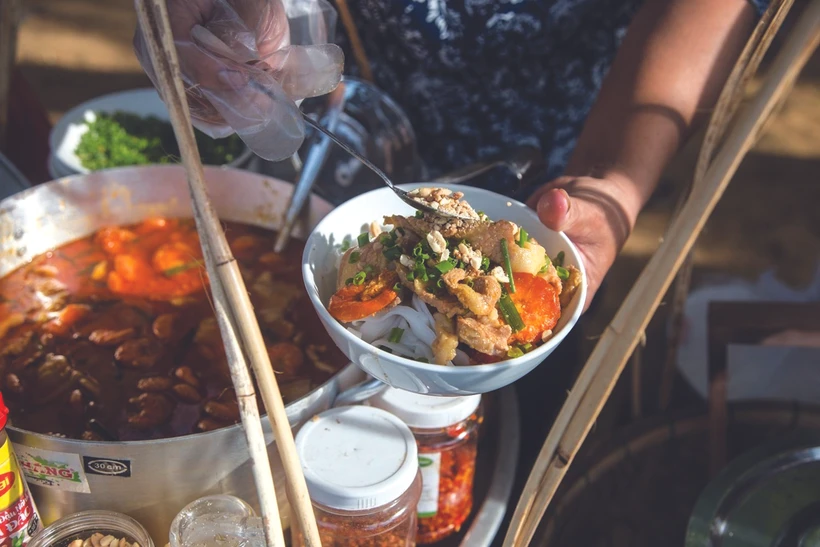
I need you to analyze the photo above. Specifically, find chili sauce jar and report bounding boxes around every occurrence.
[293,405,422,547]
[369,389,482,544]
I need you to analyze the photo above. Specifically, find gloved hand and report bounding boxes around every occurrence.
[134,0,344,161]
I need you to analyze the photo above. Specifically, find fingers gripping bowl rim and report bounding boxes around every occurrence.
[302,184,587,395]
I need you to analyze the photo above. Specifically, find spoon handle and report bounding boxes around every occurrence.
[300,111,397,190]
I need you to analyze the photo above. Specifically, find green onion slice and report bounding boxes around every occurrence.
[348,251,360,264]
[435,260,455,274]
[517,228,529,247]
[352,271,367,285]
[388,327,404,343]
[556,266,570,280]
[498,293,525,332]
[555,251,565,267]
[500,239,516,293]
[357,233,370,247]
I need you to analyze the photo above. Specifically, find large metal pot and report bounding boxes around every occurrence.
[0,165,364,544]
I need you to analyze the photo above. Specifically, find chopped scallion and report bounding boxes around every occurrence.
[352,271,367,285]
[507,346,524,358]
[539,254,552,274]
[349,252,360,264]
[435,260,455,274]
[340,239,351,252]
[480,256,490,271]
[358,233,370,247]
[388,327,404,343]
[415,210,424,218]
[383,246,402,261]
[345,277,354,285]
[517,228,529,247]
[498,293,525,332]
[556,266,570,280]
[555,251,565,267]
[393,283,402,292]
[500,239,516,293]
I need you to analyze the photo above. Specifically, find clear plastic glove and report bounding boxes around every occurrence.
[134,0,344,161]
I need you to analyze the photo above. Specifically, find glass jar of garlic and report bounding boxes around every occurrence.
[27,510,154,547]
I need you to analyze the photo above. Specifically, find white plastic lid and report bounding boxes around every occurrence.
[295,405,419,511]
[368,388,481,429]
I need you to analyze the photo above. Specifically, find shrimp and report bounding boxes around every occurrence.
[328,271,399,322]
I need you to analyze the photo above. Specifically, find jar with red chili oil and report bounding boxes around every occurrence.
[293,405,423,547]
[369,389,483,544]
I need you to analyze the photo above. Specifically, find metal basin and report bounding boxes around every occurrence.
[0,165,363,544]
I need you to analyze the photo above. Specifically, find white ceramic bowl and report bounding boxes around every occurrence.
[302,184,587,395]
[49,88,253,175]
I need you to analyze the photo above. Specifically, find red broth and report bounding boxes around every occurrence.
[0,217,347,441]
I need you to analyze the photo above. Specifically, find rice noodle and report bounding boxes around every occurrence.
[347,294,460,365]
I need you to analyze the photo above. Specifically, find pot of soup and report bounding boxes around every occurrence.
[0,165,364,543]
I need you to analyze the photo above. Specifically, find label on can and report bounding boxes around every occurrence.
[0,437,41,547]
[12,445,90,494]
[417,452,441,518]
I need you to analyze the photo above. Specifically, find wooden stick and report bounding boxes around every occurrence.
[504,2,820,544]
[0,0,21,152]
[133,2,321,546]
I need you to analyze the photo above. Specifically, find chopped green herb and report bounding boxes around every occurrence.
[522,343,533,351]
[507,346,524,358]
[556,266,570,280]
[349,252,360,264]
[345,277,354,285]
[388,328,404,343]
[480,256,491,271]
[555,251,565,267]
[436,278,446,289]
[498,293,525,332]
[378,345,394,354]
[415,210,424,218]
[517,228,529,247]
[407,271,416,281]
[352,271,367,285]
[357,233,370,247]
[435,260,455,274]
[412,241,430,261]
[164,260,204,276]
[539,254,552,274]
[340,239,351,252]
[393,283,402,292]
[500,239,516,293]
[383,246,402,261]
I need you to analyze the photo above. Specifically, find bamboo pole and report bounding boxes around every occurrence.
[0,0,21,152]
[504,2,820,544]
[133,2,322,546]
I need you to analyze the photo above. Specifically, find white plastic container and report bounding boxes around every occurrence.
[293,405,422,546]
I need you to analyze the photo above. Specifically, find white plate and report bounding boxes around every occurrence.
[49,88,253,175]
[302,184,587,395]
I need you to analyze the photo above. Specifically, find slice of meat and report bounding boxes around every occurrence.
[559,265,583,309]
[336,241,391,290]
[431,313,458,365]
[463,221,516,264]
[441,269,502,317]
[396,269,465,318]
[457,316,512,357]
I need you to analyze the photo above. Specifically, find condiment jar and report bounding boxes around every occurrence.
[27,510,153,547]
[169,495,263,547]
[293,406,422,547]
[0,391,41,547]
[369,389,482,544]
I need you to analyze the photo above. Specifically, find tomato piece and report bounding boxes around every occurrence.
[507,272,561,345]
[328,283,398,323]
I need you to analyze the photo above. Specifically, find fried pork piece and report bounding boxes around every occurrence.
[431,313,458,365]
[396,269,465,318]
[456,316,512,357]
[440,268,502,317]
[336,239,390,290]
[559,265,583,308]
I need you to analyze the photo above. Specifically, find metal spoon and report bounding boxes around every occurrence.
[300,112,472,220]
[432,145,543,185]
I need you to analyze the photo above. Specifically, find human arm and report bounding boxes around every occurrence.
[530,0,759,310]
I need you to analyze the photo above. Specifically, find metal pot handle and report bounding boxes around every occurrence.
[332,377,387,407]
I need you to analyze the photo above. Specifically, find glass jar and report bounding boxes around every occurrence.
[293,405,422,546]
[27,510,154,547]
[369,389,482,544]
[170,495,263,547]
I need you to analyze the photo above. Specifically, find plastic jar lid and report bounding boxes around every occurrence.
[295,405,419,512]
[368,388,481,429]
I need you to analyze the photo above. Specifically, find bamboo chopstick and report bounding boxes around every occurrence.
[133,2,322,546]
[503,1,820,544]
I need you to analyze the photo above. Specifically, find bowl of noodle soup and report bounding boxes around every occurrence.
[302,184,586,395]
